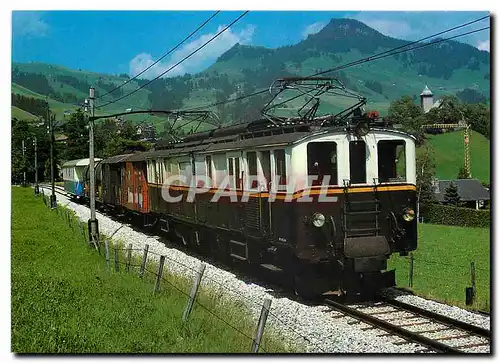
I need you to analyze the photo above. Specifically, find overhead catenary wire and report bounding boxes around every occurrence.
[97,11,249,110]
[310,26,490,78]
[181,16,490,112]
[96,11,221,101]
[92,15,489,126]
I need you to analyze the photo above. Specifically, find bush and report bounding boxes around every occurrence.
[422,203,490,228]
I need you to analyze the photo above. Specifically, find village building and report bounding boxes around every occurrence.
[432,178,490,210]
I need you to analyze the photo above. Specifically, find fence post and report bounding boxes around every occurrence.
[182,263,206,322]
[105,239,110,272]
[126,243,132,273]
[408,253,414,288]
[470,261,476,304]
[153,255,166,294]
[251,298,272,353]
[139,244,149,278]
[114,246,119,272]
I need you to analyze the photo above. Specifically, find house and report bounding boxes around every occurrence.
[433,178,490,209]
[54,134,68,144]
[136,123,157,142]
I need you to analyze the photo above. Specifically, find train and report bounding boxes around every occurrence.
[62,78,418,298]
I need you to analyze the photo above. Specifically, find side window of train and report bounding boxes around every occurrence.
[153,160,159,184]
[247,151,258,189]
[163,159,169,182]
[205,155,212,187]
[377,140,406,183]
[213,153,227,187]
[228,156,241,189]
[307,142,338,186]
[178,161,192,186]
[349,140,367,184]
[260,150,271,190]
[274,149,287,190]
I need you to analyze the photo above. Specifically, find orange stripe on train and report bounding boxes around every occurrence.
[147,183,416,200]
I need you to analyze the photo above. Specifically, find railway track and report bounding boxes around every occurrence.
[325,298,490,353]
[39,184,491,353]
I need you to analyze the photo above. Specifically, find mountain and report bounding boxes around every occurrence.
[12,18,490,129]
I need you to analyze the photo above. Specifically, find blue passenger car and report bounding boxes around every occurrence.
[62,158,102,199]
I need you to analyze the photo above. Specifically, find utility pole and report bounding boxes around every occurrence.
[48,104,56,209]
[87,87,99,247]
[34,136,39,195]
[22,139,26,187]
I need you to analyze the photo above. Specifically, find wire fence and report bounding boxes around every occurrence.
[392,252,490,310]
[39,191,327,353]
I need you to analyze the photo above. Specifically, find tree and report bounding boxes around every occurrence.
[416,145,436,219]
[388,96,426,145]
[443,182,461,206]
[457,165,470,179]
[43,158,60,182]
[456,88,487,104]
[462,102,490,139]
[424,95,462,125]
[12,117,52,184]
[388,96,422,125]
[62,109,89,161]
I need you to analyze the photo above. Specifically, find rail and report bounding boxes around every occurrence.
[324,298,490,354]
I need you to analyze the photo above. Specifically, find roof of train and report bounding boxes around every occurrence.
[62,158,102,168]
[98,125,414,165]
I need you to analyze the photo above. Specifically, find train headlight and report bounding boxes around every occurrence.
[402,207,415,222]
[312,213,325,228]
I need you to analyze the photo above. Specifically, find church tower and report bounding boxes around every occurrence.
[420,85,434,113]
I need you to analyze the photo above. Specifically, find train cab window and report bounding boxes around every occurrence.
[307,142,338,186]
[378,140,406,182]
[349,140,366,184]
[260,150,271,190]
[247,151,258,189]
[274,149,287,190]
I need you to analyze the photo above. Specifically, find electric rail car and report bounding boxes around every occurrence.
[68,116,417,298]
[67,78,418,297]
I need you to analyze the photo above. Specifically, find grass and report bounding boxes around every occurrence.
[424,130,490,184]
[11,106,39,121]
[388,223,490,312]
[11,187,294,353]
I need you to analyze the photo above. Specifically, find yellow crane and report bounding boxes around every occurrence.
[421,118,471,178]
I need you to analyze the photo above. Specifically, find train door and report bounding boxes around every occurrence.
[349,140,367,184]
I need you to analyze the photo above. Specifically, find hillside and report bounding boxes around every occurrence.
[419,130,490,183]
[202,18,489,115]
[12,106,38,121]
[12,18,490,128]
[11,63,177,133]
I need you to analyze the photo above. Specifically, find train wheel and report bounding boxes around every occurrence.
[292,274,318,301]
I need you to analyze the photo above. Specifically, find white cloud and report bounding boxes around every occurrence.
[129,24,256,79]
[353,19,412,38]
[302,21,327,39]
[476,40,490,52]
[12,11,49,37]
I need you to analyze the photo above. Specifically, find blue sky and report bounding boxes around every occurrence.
[12,11,490,78]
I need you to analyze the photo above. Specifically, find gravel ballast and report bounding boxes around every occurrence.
[40,187,490,353]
